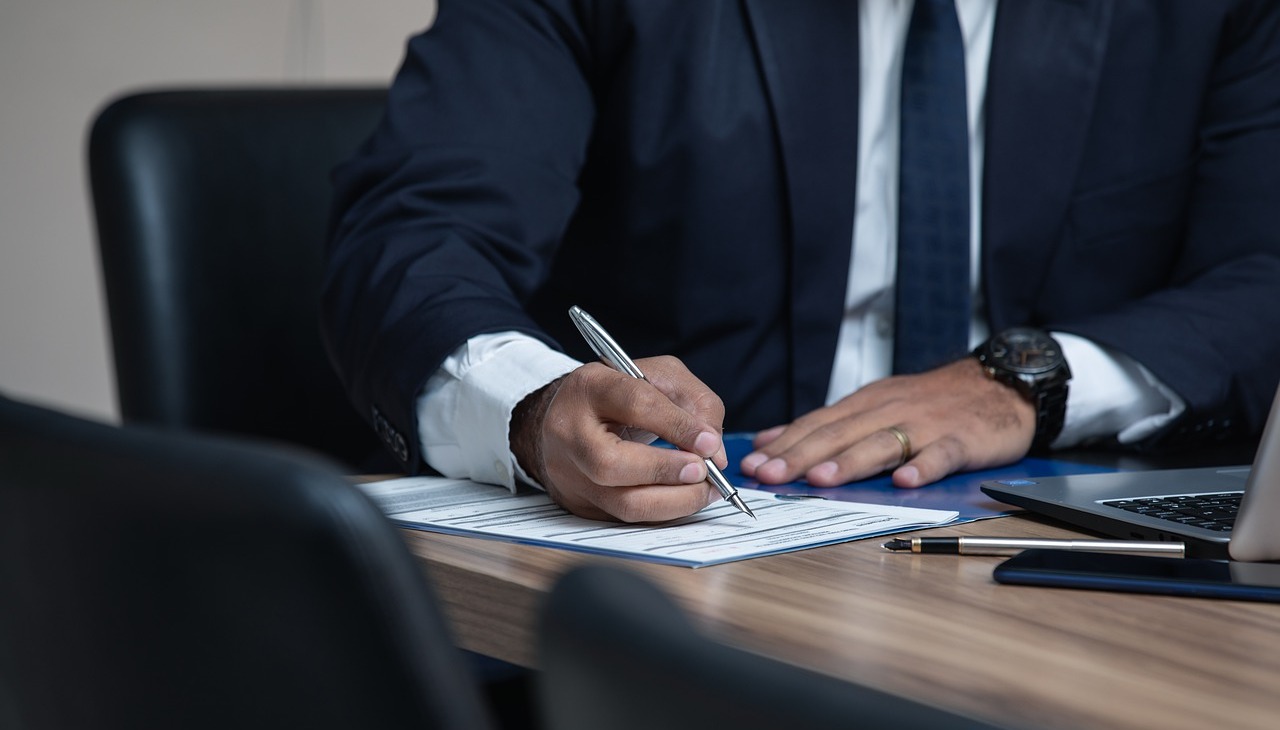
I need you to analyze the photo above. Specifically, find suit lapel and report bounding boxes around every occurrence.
[982,0,1115,327]
[742,0,860,416]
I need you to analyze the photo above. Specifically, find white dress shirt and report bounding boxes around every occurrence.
[416,0,1183,490]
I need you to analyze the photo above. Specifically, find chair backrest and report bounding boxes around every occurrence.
[537,565,1005,730]
[88,88,385,468]
[0,394,493,730]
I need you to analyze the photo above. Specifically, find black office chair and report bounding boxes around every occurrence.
[537,565,1005,730]
[0,393,495,730]
[88,88,385,469]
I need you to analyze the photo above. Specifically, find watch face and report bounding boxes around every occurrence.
[988,328,1063,374]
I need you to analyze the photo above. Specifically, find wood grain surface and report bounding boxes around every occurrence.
[401,513,1280,730]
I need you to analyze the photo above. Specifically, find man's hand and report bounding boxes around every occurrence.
[510,356,727,522]
[741,358,1035,488]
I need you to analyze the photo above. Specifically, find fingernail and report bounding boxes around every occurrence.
[679,461,705,484]
[740,452,768,474]
[809,461,838,483]
[694,431,719,456]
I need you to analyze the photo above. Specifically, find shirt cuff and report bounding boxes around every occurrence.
[416,332,581,490]
[1052,332,1186,448]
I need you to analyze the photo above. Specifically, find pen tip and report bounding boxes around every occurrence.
[729,493,757,519]
[882,538,911,551]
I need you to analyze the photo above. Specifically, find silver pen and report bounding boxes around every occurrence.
[568,305,756,519]
[882,536,1185,557]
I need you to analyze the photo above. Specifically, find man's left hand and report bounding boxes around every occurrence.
[740,358,1035,488]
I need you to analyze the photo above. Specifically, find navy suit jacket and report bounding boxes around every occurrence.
[323,0,1280,473]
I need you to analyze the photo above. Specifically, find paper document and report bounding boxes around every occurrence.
[358,476,958,568]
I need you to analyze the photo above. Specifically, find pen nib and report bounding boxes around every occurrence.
[728,492,757,519]
[882,538,911,552]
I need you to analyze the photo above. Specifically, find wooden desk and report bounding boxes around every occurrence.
[401,511,1280,730]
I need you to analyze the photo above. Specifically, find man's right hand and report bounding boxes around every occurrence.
[510,356,727,523]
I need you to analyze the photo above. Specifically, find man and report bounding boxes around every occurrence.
[322,0,1280,522]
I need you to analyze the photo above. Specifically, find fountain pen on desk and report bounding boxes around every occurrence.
[568,305,756,519]
[883,536,1185,556]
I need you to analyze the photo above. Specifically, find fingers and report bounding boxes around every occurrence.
[751,416,906,486]
[559,429,709,490]
[805,427,968,488]
[886,429,978,487]
[752,425,786,448]
[536,358,728,523]
[580,362,724,464]
[741,391,873,481]
[741,395,886,483]
[640,356,729,467]
[552,480,720,523]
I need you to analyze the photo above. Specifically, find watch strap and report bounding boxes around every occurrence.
[1030,377,1069,450]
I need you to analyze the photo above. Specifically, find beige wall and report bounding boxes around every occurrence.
[0,1,435,421]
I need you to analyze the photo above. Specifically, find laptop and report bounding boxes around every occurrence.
[981,385,1280,561]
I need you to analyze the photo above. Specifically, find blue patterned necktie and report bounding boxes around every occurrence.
[893,0,971,375]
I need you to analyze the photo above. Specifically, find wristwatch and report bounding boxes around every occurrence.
[973,328,1072,450]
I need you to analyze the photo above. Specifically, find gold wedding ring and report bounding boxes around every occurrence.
[885,426,912,468]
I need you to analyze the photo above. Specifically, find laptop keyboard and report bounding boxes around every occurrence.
[1101,492,1243,533]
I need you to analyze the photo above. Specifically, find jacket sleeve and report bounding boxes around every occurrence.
[1052,2,1280,449]
[320,0,595,472]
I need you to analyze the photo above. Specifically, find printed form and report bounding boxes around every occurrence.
[358,476,957,567]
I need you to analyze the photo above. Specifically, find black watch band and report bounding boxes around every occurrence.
[1029,379,1069,450]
